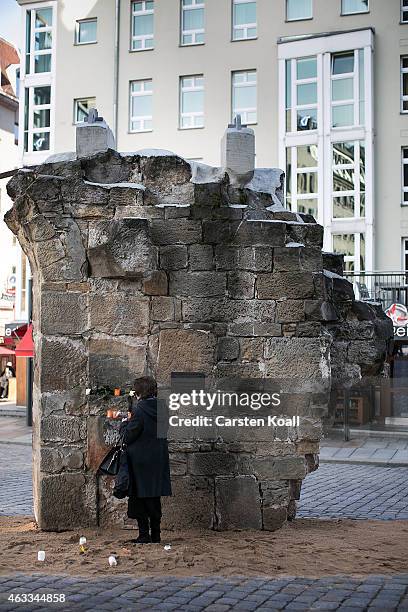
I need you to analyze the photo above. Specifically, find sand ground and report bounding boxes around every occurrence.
[1,516,408,578]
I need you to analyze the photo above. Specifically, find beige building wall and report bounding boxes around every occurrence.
[16,0,408,271]
[0,50,19,334]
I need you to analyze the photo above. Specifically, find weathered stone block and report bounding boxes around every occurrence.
[38,473,96,531]
[188,452,240,476]
[265,338,325,381]
[41,292,88,335]
[234,221,286,247]
[161,476,214,529]
[152,296,175,321]
[227,271,255,299]
[263,505,288,531]
[151,219,202,245]
[160,245,188,270]
[90,293,149,335]
[169,271,226,297]
[251,456,306,480]
[89,336,146,387]
[215,476,262,530]
[156,329,216,383]
[88,218,157,278]
[169,453,187,476]
[276,300,306,323]
[189,244,214,270]
[348,340,387,375]
[305,299,338,322]
[323,252,344,276]
[40,416,86,443]
[182,298,276,323]
[40,338,87,392]
[217,337,240,361]
[260,480,290,505]
[229,323,282,337]
[143,271,168,295]
[215,246,238,270]
[257,272,314,299]
[240,338,264,361]
[238,246,273,272]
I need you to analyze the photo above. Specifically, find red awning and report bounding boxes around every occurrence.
[0,346,15,356]
[15,324,34,358]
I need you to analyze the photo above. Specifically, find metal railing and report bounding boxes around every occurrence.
[344,271,408,310]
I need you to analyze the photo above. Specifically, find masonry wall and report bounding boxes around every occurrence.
[6,149,392,531]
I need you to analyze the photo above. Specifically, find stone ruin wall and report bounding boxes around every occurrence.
[5,149,393,531]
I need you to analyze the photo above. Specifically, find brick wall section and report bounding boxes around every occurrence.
[5,150,393,531]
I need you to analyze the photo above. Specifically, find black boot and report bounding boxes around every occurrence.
[150,519,161,543]
[132,518,151,544]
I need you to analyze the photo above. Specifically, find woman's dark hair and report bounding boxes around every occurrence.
[133,376,157,399]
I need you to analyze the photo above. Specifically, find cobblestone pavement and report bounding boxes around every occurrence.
[1,573,408,611]
[297,463,408,520]
[0,443,32,516]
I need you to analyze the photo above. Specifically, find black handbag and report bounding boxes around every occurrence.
[98,445,122,476]
[113,450,130,499]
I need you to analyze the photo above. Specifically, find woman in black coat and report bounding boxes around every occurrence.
[120,376,171,544]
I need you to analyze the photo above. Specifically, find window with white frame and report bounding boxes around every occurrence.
[232,70,257,124]
[331,50,365,128]
[402,238,408,270]
[285,56,318,132]
[286,145,318,218]
[131,1,154,51]
[181,0,205,46]
[402,57,408,112]
[74,97,96,123]
[341,0,369,15]
[402,148,408,204]
[332,140,365,218]
[75,18,97,44]
[286,0,313,21]
[333,233,365,271]
[25,7,53,74]
[232,0,257,41]
[129,80,153,132]
[402,0,408,23]
[279,30,374,270]
[23,85,51,153]
[179,75,204,129]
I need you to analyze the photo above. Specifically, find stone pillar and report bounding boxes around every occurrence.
[221,115,255,186]
[76,108,116,158]
[5,142,392,531]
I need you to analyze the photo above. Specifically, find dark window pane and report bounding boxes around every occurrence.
[34,86,51,105]
[333,195,355,218]
[33,108,50,128]
[332,52,354,75]
[404,164,408,187]
[333,141,354,164]
[34,53,51,73]
[296,56,317,80]
[297,108,317,131]
[333,167,355,192]
[33,132,50,151]
[35,8,52,27]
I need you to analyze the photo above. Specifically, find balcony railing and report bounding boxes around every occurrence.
[343,271,408,311]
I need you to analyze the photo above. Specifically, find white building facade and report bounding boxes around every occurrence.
[13,0,408,273]
[0,38,21,336]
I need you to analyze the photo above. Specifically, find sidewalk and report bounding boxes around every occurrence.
[0,416,31,445]
[321,436,408,466]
